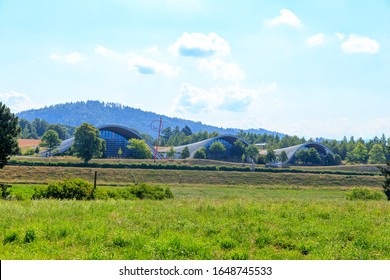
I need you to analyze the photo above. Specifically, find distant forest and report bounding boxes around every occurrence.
[17,114,390,165]
[15,100,390,164]
[17,100,277,138]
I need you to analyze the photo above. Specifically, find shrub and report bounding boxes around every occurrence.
[33,178,94,200]
[346,188,384,201]
[130,183,174,200]
[95,184,174,200]
[23,147,36,155]
[1,183,12,199]
[3,232,18,245]
[24,229,36,243]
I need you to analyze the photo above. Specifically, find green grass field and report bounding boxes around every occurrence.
[0,162,389,260]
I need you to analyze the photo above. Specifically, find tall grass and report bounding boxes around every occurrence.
[0,165,383,187]
[1,186,389,260]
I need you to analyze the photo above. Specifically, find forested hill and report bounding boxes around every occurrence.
[17,101,279,137]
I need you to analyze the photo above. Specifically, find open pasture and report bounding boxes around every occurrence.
[0,163,389,260]
[1,184,389,260]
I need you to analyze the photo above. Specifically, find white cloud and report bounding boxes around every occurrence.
[341,35,380,54]
[306,33,325,47]
[95,45,120,58]
[265,9,303,28]
[50,52,86,64]
[129,55,179,76]
[169,32,231,57]
[144,46,161,55]
[335,32,345,41]
[198,59,245,81]
[172,82,276,114]
[0,91,39,113]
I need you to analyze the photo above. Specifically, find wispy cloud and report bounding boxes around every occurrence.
[50,52,86,64]
[265,9,303,28]
[95,45,121,58]
[172,82,276,114]
[306,33,325,47]
[198,59,245,81]
[169,32,231,57]
[0,91,39,113]
[335,32,345,41]
[341,35,380,54]
[129,55,179,76]
[144,46,161,55]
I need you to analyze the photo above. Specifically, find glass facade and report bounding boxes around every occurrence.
[100,130,130,158]
[205,138,238,161]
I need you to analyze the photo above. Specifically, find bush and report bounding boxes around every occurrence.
[346,188,384,201]
[23,147,36,155]
[33,178,94,200]
[129,183,174,200]
[1,183,12,199]
[3,232,18,245]
[24,229,36,243]
[96,183,174,200]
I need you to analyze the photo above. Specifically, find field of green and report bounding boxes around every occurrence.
[1,159,389,260]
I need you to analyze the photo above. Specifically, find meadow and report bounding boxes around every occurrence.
[0,159,389,260]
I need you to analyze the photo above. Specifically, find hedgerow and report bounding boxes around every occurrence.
[346,188,384,201]
[8,159,379,176]
[32,179,174,201]
[32,178,94,200]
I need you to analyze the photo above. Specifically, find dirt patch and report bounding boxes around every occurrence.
[18,139,40,148]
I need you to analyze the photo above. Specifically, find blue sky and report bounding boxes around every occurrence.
[1,0,389,139]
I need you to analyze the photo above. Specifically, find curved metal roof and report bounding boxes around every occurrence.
[274,142,333,164]
[97,124,144,140]
[55,124,162,158]
[98,124,162,158]
[173,134,250,158]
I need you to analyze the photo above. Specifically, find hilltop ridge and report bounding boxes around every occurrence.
[17,101,280,137]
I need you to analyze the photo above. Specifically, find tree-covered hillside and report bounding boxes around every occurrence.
[17,101,279,138]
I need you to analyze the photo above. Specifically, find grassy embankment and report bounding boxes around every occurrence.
[0,158,389,260]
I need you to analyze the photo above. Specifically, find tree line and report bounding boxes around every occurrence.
[14,113,390,165]
[18,118,75,140]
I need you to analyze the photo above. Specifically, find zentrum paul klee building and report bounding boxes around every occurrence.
[56,124,335,165]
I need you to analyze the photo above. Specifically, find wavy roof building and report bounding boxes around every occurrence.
[272,142,334,165]
[55,124,335,165]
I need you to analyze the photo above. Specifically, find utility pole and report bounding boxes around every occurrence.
[151,117,163,163]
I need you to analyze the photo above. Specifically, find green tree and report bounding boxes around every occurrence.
[294,149,310,165]
[368,144,386,164]
[209,141,226,158]
[193,147,206,159]
[31,118,49,137]
[127,138,152,159]
[47,124,68,140]
[245,144,259,162]
[294,148,322,165]
[74,123,105,163]
[40,130,61,156]
[231,139,246,159]
[346,142,368,164]
[0,103,21,168]
[278,151,288,163]
[180,146,190,159]
[166,146,177,159]
[181,125,192,136]
[265,149,276,165]
[118,147,123,158]
[308,148,322,165]
[18,118,38,139]
[379,146,390,200]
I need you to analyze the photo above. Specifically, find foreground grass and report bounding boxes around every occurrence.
[1,185,389,260]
